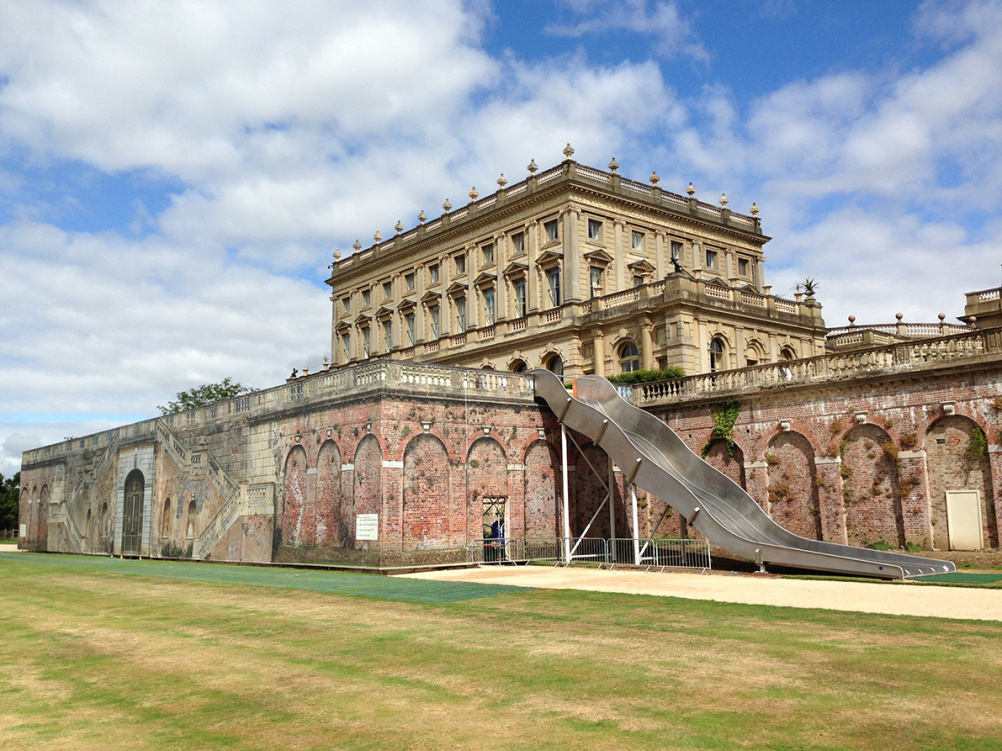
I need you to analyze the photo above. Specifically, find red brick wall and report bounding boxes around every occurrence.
[841,424,904,547]
[352,434,382,520]
[524,439,560,538]
[316,439,344,546]
[280,445,309,547]
[467,437,508,541]
[402,433,452,547]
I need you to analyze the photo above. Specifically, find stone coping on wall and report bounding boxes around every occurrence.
[21,360,537,468]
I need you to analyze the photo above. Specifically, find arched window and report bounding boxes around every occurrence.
[122,470,145,555]
[709,338,725,372]
[780,346,796,361]
[619,342,640,373]
[509,360,527,373]
[547,355,564,378]
[186,500,197,539]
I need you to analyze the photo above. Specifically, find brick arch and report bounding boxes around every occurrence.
[352,434,382,521]
[281,445,310,548]
[37,484,49,547]
[765,431,821,540]
[523,439,561,538]
[316,439,345,546]
[925,415,997,549]
[841,424,905,547]
[402,433,453,547]
[468,437,509,539]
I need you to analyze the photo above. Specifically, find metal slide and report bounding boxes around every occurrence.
[532,370,956,579]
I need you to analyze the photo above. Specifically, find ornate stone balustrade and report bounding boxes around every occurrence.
[633,327,1002,407]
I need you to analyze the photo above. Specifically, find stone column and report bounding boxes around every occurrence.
[654,231,666,279]
[495,232,506,321]
[641,316,655,370]
[614,219,626,290]
[527,220,539,313]
[593,329,607,377]
[466,243,477,329]
[563,208,580,302]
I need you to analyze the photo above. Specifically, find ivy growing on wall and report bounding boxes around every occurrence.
[701,400,741,458]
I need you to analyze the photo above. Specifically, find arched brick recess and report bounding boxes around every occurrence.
[524,440,560,538]
[19,489,29,541]
[316,439,344,546]
[280,445,309,547]
[37,484,49,546]
[925,416,997,549]
[402,433,452,547]
[703,439,746,490]
[353,434,382,521]
[468,437,508,540]
[841,424,904,547]
[766,431,821,540]
[573,441,624,538]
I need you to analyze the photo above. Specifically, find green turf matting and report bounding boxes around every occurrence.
[918,571,1002,584]
[0,552,532,603]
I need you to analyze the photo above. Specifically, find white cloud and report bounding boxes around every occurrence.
[548,0,709,63]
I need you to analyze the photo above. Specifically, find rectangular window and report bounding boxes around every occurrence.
[405,312,415,345]
[429,264,439,284]
[547,268,561,307]
[456,297,466,332]
[513,279,527,318]
[671,240,683,261]
[362,327,370,358]
[382,281,392,299]
[633,275,644,288]
[544,219,558,242]
[482,243,494,265]
[590,266,604,298]
[705,249,717,269]
[587,219,602,240]
[632,231,644,250]
[405,272,415,291]
[484,288,495,325]
[341,332,350,359]
[362,289,371,306]
[738,258,750,276]
[342,297,350,315]
[455,255,466,275]
[430,306,440,338]
[511,232,525,254]
[383,319,392,350]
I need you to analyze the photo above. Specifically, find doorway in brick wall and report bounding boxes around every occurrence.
[483,497,507,561]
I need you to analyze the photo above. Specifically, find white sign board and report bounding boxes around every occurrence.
[355,513,379,541]
[19,524,27,537]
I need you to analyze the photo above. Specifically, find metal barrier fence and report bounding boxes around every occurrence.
[0,529,17,541]
[467,537,710,571]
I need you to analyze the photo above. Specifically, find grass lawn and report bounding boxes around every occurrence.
[2,553,1001,750]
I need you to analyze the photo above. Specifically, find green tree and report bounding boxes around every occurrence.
[157,378,254,415]
[0,472,20,531]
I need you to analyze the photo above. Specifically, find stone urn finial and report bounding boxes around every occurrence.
[649,170,660,186]
[374,230,382,243]
[333,248,341,261]
[686,182,696,197]
[527,158,538,174]
[468,186,479,202]
[608,157,619,172]
[418,210,427,224]
[750,202,759,217]
[719,193,729,207]
[563,142,575,161]
[353,239,362,252]
[497,173,507,189]
[442,198,452,212]
[394,220,403,235]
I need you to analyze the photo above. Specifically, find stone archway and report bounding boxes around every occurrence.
[121,471,144,554]
[524,440,560,538]
[926,415,997,549]
[316,440,344,546]
[468,437,508,543]
[281,445,309,547]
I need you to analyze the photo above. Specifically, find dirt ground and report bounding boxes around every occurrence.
[399,565,1002,622]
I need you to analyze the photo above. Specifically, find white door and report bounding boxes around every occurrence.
[946,490,983,550]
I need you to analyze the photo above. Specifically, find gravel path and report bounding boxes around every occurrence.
[400,566,1002,622]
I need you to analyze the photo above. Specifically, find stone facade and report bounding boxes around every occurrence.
[326,153,826,379]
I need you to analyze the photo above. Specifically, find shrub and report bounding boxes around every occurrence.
[701,400,741,458]
[882,442,899,462]
[765,452,780,466]
[900,433,918,450]
[607,366,684,385]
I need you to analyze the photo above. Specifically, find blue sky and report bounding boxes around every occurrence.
[1,0,1001,476]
